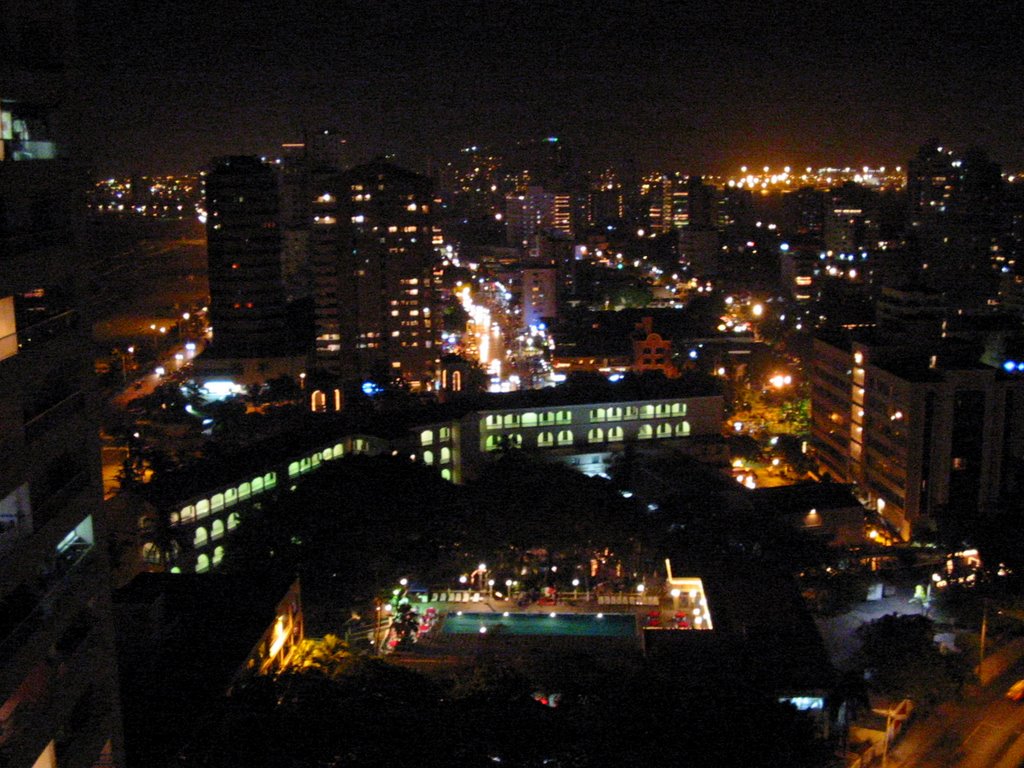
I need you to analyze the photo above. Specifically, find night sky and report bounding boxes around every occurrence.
[75,0,1024,176]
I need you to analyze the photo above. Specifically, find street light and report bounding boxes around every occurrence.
[979,598,990,682]
[572,578,579,599]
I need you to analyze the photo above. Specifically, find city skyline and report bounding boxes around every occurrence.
[75,1,1024,175]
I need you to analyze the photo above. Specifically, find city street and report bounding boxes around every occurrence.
[889,665,1024,768]
[94,222,210,498]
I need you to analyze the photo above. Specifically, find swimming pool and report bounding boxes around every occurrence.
[441,612,637,638]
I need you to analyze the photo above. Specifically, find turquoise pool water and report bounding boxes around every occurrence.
[441,612,636,637]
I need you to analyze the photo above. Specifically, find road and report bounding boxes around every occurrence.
[890,665,1024,767]
[101,335,207,498]
[458,282,517,391]
[93,222,209,495]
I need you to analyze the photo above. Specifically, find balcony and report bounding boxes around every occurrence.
[0,540,98,668]
[16,310,79,351]
[2,139,57,161]
[0,623,107,768]
[22,391,85,443]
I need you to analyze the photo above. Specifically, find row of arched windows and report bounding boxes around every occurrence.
[480,403,689,431]
[480,422,692,451]
[193,512,242,548]
[172,437,370,528]
[152,435,382,574]
[589,402,687,423]
[484,434,523,451]
[420,427,452,446]
[196,546,225,573]
[172,471,278,526]
[482,411,572,430]
[421,447,452,465]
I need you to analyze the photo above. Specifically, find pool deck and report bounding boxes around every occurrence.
[423,595,647,615]
[414,592,713,632]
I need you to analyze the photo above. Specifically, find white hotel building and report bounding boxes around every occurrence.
[154,382,725,573]
[414,391,725,483]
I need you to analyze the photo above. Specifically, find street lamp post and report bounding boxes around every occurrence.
[979,598,990,681]
[373,600,382,652]
[881,708,893,768]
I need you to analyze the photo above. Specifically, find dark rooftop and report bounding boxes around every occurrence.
[749,482,863,518]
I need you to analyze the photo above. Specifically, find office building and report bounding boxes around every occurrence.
[1,2,124,764]
[311,159,437,386]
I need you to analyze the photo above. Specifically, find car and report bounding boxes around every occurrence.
[1006,679,1024,701]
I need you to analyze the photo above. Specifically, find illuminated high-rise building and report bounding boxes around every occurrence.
[661,176,689,232]
[505,187,556,251]
[1,2,124,764]
[311,159,437,386]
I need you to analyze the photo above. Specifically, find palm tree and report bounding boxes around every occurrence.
[140,504,189,572]
[289,634,353,678]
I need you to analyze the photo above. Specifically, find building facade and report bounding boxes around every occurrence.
[811,333,1024,538]
[146,386,724,573]
[311,160,437,386]
[906,142,1004,307]
[520,266,558,330]
[413,391,725,483]
[205,156,291,357]
[1,2,124,763]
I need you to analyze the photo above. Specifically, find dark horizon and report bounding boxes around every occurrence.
[74,0,1024,176]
